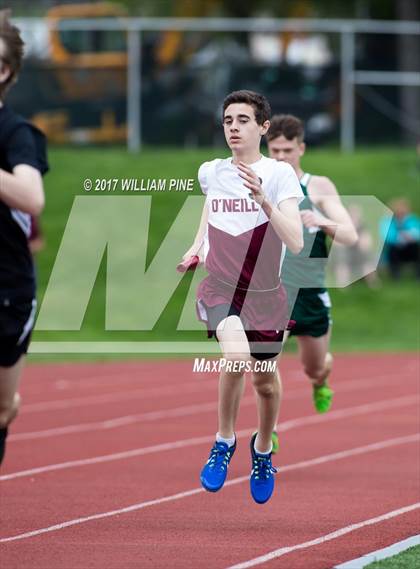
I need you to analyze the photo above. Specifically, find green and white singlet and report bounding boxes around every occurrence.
[281,173,332,337]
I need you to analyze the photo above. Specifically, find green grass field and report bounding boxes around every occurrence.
[365,545,420,568]
[30,146,419,360]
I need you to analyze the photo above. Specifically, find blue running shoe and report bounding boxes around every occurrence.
[200,439,236,492]
[250,433,277,504]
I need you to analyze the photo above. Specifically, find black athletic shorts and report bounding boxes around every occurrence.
[288,289,332,338]
[206,303,284,361]
[0,296,36,367]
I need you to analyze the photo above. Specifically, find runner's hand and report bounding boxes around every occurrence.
[237,162,265,206]
[182,243,204,263]
[301,209,334,229]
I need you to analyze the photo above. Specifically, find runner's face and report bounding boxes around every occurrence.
[223,103,269,154]
[268,135,305,171]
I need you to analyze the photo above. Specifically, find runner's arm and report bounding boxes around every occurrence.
[238,162,303,254]
[182,200,209,261]
[0,164,45,216]
[307,177,358,246]
[265,197,303,254]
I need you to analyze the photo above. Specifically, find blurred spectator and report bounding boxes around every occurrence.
[334,205,380,288]
[380,198,420,280]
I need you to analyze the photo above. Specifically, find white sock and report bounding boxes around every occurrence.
[254,440,272,455]
[216,432,235,448]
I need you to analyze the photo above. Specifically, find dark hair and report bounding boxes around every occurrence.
[0,9,24,98]
[222,90,271,125]
[266,114,305,142]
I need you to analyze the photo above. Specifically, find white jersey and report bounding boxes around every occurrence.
[199,155,303,290]
[199,156,302,234]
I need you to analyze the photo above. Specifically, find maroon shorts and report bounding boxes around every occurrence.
[196,274,290,360]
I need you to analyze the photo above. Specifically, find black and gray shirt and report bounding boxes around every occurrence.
[0,105,48,299]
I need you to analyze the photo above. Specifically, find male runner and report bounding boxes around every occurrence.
[0,10,48,465]
[266,114,357,413]
[184,91,303,503]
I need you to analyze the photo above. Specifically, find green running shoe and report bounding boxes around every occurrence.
[271,431,279,454]
[313,383,334,414]
[252,431,279,455]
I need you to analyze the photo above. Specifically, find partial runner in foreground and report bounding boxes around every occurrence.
[183,90,303,503]
[0,11,48,466]
[267,114,357,415]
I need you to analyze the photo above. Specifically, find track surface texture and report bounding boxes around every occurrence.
[0,354,419,569]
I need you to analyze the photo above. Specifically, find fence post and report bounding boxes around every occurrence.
[127,28,141,152]
[340,29,355,152]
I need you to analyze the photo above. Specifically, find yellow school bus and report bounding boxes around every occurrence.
[32,2,127,143]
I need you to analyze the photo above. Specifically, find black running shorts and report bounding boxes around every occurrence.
[0,297,36,367]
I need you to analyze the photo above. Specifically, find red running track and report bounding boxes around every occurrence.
[0,353,419,569]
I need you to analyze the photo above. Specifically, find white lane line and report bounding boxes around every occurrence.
[23,370,157,393]
[0,434,418,544]
[20,371,400,415]
[21,380,217,413]
[9,392,418,443]
[14,393,237,440]
[334,534,420,569]
[5,397,417,481]
[276,433,419,474]
[226,503,420,569]
[0,434,222,481]
[21,358,419,399]
[22,365,194,397]
[9,399,230,441]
